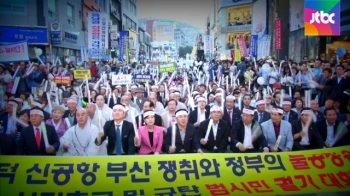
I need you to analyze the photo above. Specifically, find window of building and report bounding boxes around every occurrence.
[67,3,74,27]
[48,0,57,19]
[0,0,26,14]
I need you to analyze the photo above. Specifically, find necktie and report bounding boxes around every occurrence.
[259,113,263,123]
[228,110,232,124]
[115,125,122,155]
[35,128,41,149]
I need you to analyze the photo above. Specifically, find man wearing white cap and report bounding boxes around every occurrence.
[232,108,269,153]
[62,97,78,126]
[291,108,325,151]
[165,109,202,154]
[254,100,270,124]
[188,96,210,127]
[261,106,293,152]
[213,93,223,107]
[282,100,298,123]
[0,100,19,154]
[17,107,60,155]
[58,108,106,156]
[198,105,229,153]
[96,103,136,155]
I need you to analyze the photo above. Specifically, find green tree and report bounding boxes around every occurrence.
[178,46,193,58]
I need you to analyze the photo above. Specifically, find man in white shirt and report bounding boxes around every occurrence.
[86,103,99,128]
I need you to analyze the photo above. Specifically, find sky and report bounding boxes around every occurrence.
[137,0,213,32]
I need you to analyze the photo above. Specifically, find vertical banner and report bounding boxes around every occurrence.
[233,39,241,62]
[237,37,248,57]
[249,35,258,57]
[275,19,282,50]
[204,35,211,58]
[119,31,129,62]
[80,46,87,62]
[262,35,271,58]
[251,0,267,37]
[87,12,109,60]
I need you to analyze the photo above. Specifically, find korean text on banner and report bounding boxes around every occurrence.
[73,69,91,80]
[237,37,248,57]
[54,76,72,85]
[249,35,258,57]
[87,12,109,60]
[112,74,132,85]
[134,74,153,83]
[1,147,350,196]
[275,19,282,50]
[158,63,176,73]
[0,41,29,62]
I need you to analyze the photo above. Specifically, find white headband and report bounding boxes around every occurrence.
[32,102,43,108]
[151,85,158,89]
[67,98,77,104]
[192,91,199,95]
[14,98,23,103]
[143,111,155,118]
[226,95,235,100]
[196,97,206,103]
[243,108,254,115]
[7,101,18,107]
[301,110,312,115]
[131,85,137,89]
[210,106,222,113]
[282,101,291,105]
[214,93,222,98]
[113,104,126,112]
[271,108,284,114]
[256,100,265,105]
[176,110,188,117]
[174,92,180,96]
[30,109,44,117]
[169,86,176,90]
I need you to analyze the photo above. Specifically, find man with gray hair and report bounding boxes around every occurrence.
[57,108,106,156]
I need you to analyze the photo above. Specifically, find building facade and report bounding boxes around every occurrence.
[175,28,186,49]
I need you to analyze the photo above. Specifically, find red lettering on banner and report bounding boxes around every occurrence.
[295,175,320,189]
[289,155,310,170]
[337,171,350,186]
[246,180,273,193]
[319,173,345,188]
[205,183,229,196]
[5,46,22,54]
[274,176,301,191]
[230,182,252,193]
[322,152,344,167]
[342,150,350,162]
[308,154,326,169]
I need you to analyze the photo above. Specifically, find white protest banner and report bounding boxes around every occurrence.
[112,74,132,85]
[0,41,29,62]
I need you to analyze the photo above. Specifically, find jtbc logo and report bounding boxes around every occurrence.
[310,11,335,24]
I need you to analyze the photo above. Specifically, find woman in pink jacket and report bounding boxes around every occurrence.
[135,110,163,155]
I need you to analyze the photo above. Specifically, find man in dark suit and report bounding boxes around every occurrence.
[107,87,121,108]
[282,101,299,123]
[62,97,78,126]
[198,106,229,153]
[291,108,325,151]
[317,108,350,147]
[30,100,50,121]
[222,95,241,145]
[328,65,350,113]
[165,109,202,154]
[96,103,136,155]
[188,96,210,127]
[135,100,162,128]
[232,108,269,153]
[17,107,60,155]
[311,100,324,122]
[254,100,270,124]
[0,100,19,155]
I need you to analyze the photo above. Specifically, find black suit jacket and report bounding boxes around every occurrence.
[107,96,120,108]
[314,111,324,122]
[135,114,163,128]
[292,120,325,149]
[0,112,10,134]
[165,124,200,153]
[317,119,350,147]
[63,110,77,125]
[188,108,210,125]
[222,107,242,133]
[285,110,299,124]
[198,119,229,152]
[96,120,135,155]
[254,111,270,123]
[328,76,350,104]
[231,120,268,152]
[17,124,60,155]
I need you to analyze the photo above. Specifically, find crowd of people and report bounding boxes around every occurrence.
[0,55,349,156]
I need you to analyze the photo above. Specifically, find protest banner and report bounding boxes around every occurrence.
[73,68,91,80]
[0,41,29,62]
[134,74,153,83]
[112,74,132,85]
[158,63,176,73]
[1,147,349,196]
[54,76,72,85]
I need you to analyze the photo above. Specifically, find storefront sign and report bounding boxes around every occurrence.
[0,41,30,62]
[112,74,132,85]
[54,76,71,85]
[63,32,78,44]
[50,22,61,45]
[0,26,48,44]
[87,12,109,60]
[221,24,252,33]
[275,19,282,50]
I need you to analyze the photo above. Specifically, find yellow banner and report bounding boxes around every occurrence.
[234,38,241,62]
[73,69,91,79]
[1,147,350,196]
